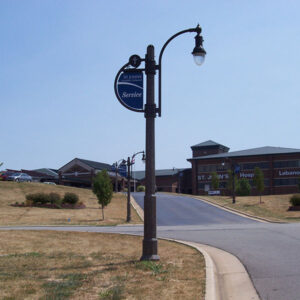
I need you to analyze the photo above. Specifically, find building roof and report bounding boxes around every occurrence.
[76,158,112,171]
[188,146,300,161]
[191,140,229,150]
[132,168,186,180]
[32,168,58,178]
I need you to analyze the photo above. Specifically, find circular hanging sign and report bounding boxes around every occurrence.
[116,71,144,111]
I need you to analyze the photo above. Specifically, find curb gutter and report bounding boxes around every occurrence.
[130,195,261,300]
[130,195,144,221]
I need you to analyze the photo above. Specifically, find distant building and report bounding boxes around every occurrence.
[58,158,125,190]
[133,168,191,194]
[188,140,300,195]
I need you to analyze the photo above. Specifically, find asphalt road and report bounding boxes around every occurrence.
[132,192,258,225]
[133,193,300,300]
[2,193,300,300]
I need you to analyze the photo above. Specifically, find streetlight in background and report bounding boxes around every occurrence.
[172,167,182,193]
[114,25,206,260]
[123,151,145,222]
[223,159,240,204]
[113,159,125,193]
[131,151,146,193]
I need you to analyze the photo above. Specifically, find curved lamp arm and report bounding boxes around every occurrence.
[131,150,145,164]
[157,25,202,117]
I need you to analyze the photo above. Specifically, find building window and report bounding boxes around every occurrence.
[274,178,299,186]
[240,162,270,170]
[274,160,300,169]
[198,164,227,173]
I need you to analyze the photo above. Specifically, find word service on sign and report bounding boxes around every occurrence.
[116,71,143,111]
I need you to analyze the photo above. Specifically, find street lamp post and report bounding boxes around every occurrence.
[114,159,125,193]
[223,159,239,204]
[231,163,236,204]
[126,156,131,222]
[124,151,145,222]
[173,167,181,193]
[130,151,146,193]
[114,25,206,261]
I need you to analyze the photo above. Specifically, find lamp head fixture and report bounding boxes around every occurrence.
[142,151,146,163]
[192,26,206,66]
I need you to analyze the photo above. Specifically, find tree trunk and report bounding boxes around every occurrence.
[102,204,104,220]
[260,193,262,204]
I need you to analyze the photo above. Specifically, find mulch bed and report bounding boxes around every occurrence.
[10,203,86,209]
[288,206,300,211]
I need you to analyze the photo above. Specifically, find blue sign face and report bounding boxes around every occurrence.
[117,71,143,110]
[111,164,127,177]
[119,165,127,177]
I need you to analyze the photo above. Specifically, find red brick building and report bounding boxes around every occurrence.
[58,158,125,190]
[133,168,192,194]
[188,140,300,195]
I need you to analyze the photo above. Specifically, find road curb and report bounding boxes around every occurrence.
[162,192,286,223]
[163,239,260,300]
[191,196,286,224]
[131,195,260,300]
[130,195,144,221]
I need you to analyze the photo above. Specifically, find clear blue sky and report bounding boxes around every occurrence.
[1,0,300,172]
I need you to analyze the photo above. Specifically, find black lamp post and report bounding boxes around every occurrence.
[231,163,236,204]
[223,159,239,204]
[123,151,145,222]
[173,167,182,193]
[114,25,206,261]
[114,159,125,193]
[130,151,146,193]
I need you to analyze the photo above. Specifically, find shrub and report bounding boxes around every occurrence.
[137,185,145,192]
[48,192,62,207]
[290,194,300,206]
[63,192,79,205]
[26,192,49,204]
[236,178,251,196]
[25,199,33,207]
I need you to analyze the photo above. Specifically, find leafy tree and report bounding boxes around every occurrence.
[92,170,113,220]
[236,178,251,196]
[211,172,219,190]
[253,167,265,204]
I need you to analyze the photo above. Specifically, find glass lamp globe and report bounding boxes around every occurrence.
[193,53,205,66]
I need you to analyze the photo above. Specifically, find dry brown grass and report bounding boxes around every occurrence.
[0,182,141,226]
[0,230,205,299]
[195,194,300,222]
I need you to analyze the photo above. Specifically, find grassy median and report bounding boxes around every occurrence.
[195,194,300,222]
[0,230,205,299]
[0,182,141,226]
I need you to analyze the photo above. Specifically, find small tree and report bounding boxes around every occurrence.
[211,172,219,190]
[92,170,113,220]
[253,167,265,204]
[236,178,251,196]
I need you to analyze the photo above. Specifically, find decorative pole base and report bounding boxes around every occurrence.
[140,238,160,261]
